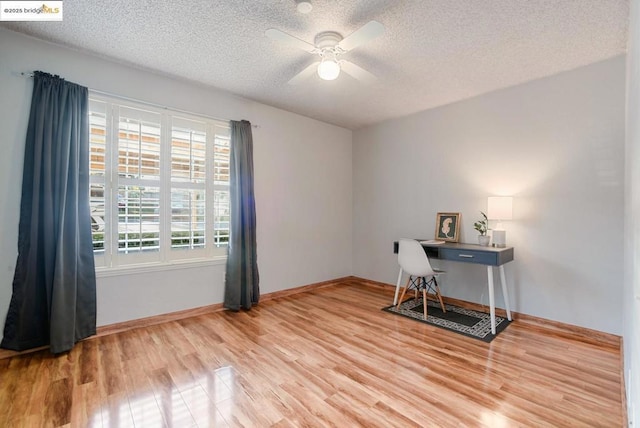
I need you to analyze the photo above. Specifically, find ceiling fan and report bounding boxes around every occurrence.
[265,20,385,84]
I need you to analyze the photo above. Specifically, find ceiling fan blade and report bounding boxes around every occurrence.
[337,20,385,52]
[288,62,320,85]
[340,61,377,84]
[265,28,316,53]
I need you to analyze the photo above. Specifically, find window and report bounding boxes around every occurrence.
[88,95,230,269]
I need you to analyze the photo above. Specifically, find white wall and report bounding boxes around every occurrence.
[0,28,353,331]
[624,0,640,423]
[353,56,625,335]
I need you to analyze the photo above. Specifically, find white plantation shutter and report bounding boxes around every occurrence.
[88,101,107,267]
[115,106,162,264]
[170,117,207,258]
[213,126,231,247]
[87,95,231,269]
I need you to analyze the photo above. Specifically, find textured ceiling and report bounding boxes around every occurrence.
[1,0,629,129]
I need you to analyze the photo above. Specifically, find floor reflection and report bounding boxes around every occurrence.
[480,409,510,428]
[89,365,237,427]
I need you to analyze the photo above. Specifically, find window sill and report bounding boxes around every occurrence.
[95,256,227,278]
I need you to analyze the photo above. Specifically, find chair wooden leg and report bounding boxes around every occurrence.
[422,288,428,319]
[396,276,412,308]
[434,280,446,313]
[397,287,409,309]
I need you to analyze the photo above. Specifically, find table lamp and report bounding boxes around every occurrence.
[487,196,512,247]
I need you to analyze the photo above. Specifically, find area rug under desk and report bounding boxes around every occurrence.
[382,298,510,343]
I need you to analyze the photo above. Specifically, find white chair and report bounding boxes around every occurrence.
[395,239,446,319]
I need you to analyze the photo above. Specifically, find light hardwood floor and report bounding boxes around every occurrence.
[0,278,625,427]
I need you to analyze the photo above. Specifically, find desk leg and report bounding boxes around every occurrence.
[487,266,496,335]
[499,265,512,321]
[393,268,403,305]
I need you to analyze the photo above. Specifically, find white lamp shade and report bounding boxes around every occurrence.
[487,196,513,221]
[317,59,340,80]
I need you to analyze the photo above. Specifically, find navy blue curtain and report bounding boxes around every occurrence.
[224,120,259,310]
[1,71,96,354]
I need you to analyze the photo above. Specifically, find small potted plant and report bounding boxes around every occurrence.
[474,211,491,246]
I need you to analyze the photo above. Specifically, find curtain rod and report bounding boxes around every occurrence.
[19,72,260,128]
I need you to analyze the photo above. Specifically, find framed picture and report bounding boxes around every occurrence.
[435,212,461,242]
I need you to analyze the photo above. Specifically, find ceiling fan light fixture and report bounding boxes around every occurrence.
[296,1,313,14]
[265,21,384,84]
[317,59,340,80]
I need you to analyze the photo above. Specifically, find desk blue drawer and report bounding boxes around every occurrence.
[438,248,498,265]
